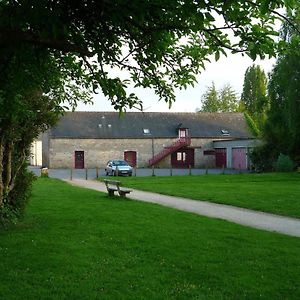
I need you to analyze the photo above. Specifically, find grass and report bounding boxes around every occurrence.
[110,172,300,218]
[0,178,300,299]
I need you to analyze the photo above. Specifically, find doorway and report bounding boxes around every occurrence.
[74,151,84,169]
[232,147,247,169]
[215,148,227,168]
[124,151,137,167]
[171,149,194,168]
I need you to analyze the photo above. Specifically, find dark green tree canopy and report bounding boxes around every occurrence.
[0,0,297,110]
[266,36,300,159]
[250,6,300,170]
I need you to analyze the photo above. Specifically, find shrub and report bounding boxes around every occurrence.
[0,164,36,227]
[0,205,19,227]
[249,145,275,172]
[273,154,294,172]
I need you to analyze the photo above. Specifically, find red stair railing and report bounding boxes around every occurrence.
[148,137,191,166]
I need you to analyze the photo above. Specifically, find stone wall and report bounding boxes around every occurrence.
[48,137,226,168]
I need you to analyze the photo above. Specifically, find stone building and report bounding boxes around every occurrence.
[37,111,257,169]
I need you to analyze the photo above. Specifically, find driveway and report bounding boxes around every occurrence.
[29,166,248,180]
[64,179,300,238]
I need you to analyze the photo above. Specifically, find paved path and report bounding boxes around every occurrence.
[64,179,300,238]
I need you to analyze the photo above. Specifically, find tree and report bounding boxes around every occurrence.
[241,64,269,128]
[251,6,300,170]
[199,82,239,112]
[0,47,90,220]
[219,84,240,112]
[200,82,219,112]
[266,37,300,163]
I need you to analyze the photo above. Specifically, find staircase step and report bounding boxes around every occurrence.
[149,137,191,166]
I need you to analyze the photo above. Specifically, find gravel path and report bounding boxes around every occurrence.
[64,179,300,238]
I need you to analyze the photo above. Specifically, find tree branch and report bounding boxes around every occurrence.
[244,0,300,35]
[0,27,93,56]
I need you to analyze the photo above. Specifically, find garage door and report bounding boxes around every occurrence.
[232,147,247,170]
[215,148,227,168]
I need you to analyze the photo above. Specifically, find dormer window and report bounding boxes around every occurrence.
[221,129,229,136]
[179,128,188,138]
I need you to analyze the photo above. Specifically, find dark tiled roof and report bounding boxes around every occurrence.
[50,112,252,139]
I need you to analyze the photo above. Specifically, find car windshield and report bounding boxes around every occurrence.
[113,160,129,166]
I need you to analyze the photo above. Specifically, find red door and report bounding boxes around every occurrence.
[171,149,194,168]
[215,148,226,168]
[232,148,247,169]
[75,151,84,169]
[124,151,137,167]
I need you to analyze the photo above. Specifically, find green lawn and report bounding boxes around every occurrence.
[112,172,300,218]
[0,178,300,299]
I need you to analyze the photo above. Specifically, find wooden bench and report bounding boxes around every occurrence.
[103,179,132,197]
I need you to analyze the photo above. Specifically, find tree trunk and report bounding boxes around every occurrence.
[0,136,4,207]
[8,147,27,197]
[4,141,13,196]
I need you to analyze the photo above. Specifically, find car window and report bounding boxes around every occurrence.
[113,160,129,166]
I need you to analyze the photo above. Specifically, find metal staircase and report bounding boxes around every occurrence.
[148,137,191,166]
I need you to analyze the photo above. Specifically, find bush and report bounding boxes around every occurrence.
[0,205,19,227]
[273,154,294,172]
[0,164,36,227]
[249,145,275,172]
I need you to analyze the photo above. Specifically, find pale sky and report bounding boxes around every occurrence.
[76,53,276,113]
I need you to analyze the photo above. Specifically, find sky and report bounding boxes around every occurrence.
[75,53,276,113]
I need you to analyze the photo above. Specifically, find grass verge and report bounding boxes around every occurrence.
[0,178,300,299]
[111,172,300,218]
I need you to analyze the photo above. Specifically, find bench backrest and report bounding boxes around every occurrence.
[104,179,121,187]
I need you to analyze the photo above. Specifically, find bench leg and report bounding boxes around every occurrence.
[108,190,115,197]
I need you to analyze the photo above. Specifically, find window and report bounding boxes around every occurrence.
[204,150,215,155]
[177,152,182,161]
[177,152,186,161]
[221,129,229,136]
[179,129,187,138]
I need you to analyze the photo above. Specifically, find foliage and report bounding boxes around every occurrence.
[1,179,300,299]
[199,82,240,112]
[241,64,269,129]
[199,82,219,112]
[0,166,35,227]
[0,0,298,111]
[249,145,277,172]
[0,48,75,218]
[244,112,261,137]
[263,8,300,165]
[273,153,294,172]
